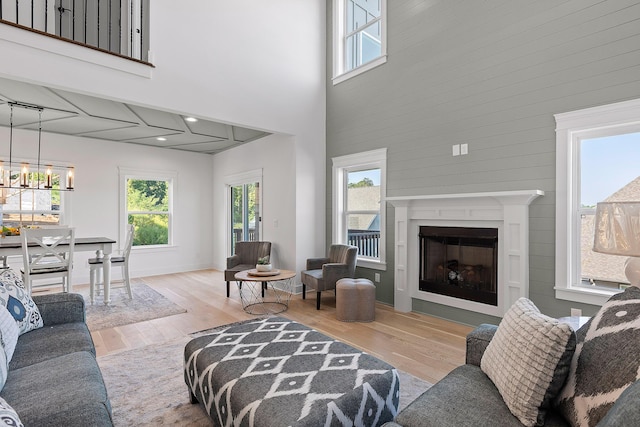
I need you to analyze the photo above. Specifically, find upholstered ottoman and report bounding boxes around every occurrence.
[336,278,376,322]
[184,317,399,426]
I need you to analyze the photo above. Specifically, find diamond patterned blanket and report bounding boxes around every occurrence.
[184,317,399,426]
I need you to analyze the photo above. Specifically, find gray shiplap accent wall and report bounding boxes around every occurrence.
[326,0,640,324]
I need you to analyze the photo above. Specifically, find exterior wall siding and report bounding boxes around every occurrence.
[327,0,640,323]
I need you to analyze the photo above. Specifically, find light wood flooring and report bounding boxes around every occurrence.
[86,269,473,385]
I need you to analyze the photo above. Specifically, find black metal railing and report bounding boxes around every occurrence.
[348,229,380,258]
[0,0,150,63]
[231,228,379,258]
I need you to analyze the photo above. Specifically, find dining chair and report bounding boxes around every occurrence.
[21,226,75,294]
[89,224,134,304]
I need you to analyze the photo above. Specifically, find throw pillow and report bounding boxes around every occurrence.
[0,269,43,335]
[0,397,23,427]
[481,297,576,427]
[0,306,18,362]
[555,286,640,427]
[0,326,6,391]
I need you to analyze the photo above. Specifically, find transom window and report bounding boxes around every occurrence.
[555,99,640,305]
[333,148,386,270]
[333,0,387,84]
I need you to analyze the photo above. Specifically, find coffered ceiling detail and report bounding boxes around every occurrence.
[0,77,270,155]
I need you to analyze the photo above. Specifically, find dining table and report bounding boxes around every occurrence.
[0,236,116,304]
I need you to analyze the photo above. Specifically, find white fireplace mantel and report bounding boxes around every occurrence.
[387,190,544,317]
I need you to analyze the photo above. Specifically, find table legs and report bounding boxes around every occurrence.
[236,278,294,315]
[103,252,112,304]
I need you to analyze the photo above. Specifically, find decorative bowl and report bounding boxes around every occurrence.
[256,263,273,272]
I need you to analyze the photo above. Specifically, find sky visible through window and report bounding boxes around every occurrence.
[581,132,640,207]
[348,169,380,186]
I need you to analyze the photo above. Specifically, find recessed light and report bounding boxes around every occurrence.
[156,137,167,141]
[185,117,198,122]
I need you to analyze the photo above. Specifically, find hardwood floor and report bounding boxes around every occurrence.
[88,269,474,384]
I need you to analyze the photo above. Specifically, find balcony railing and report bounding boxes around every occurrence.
[0,0,150,63]
[232,228,258,251]
[232,228,380,258]
[348,229,380,258]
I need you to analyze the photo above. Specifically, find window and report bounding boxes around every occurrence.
[333,0,387,84]
[120,168,174,248]
[225,169,262,256]
[0,187,65,229]
[230,182,260,253]
[333,148,386,270]
[555,98,640,305]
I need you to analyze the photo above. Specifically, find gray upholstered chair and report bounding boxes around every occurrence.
[224,241,272,297]
[301,244,358,310]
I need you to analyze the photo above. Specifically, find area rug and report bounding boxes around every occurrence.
[98,320,432,426]
[81,281,187,331]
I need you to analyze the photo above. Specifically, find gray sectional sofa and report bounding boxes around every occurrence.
[386,287,640,427]
[0,293,113,426]
[385,324,572,427]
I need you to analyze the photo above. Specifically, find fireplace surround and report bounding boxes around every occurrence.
[388,190,543,317]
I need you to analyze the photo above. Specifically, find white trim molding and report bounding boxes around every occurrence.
[0,22,152,78]
[332,148,387,270]
[332,0,387,85]
[118,166,177,251]
[223,168,263,258]
[554,98,640,306]
[388,190,543,316]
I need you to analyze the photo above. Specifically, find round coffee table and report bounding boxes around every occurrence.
[234,269,296,315]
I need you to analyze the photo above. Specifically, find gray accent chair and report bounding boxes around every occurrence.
[301,244,358,310]
[224,241,272,297]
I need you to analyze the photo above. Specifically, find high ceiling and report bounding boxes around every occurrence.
[0,77,270,155]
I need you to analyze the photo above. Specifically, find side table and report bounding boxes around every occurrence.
[234,269,296,315]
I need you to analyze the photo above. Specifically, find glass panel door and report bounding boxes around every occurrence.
[230,182,260,254]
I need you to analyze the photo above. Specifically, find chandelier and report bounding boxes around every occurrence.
[3,102,74,192]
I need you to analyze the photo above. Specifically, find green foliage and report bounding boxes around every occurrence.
[127,179,168,211]
[127,179,169,246]
[231,183,258,229]
[257,255,270,265]
[348,178,374,188]
[129,214,168,246]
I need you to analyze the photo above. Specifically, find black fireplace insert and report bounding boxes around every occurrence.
[419,226,498,306]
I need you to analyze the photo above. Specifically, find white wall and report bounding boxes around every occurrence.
[0,1,327,281]
[0,127,214,286]
[212,134,296,271]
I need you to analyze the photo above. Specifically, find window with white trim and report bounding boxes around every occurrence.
[333,148,386,270]
[0,187,67,230]
[333,0,387,84]
[555,99,640,306]
[120,168,175,248]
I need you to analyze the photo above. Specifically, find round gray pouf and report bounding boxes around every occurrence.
[336,278,375,322]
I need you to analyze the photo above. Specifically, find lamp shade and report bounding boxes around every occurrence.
[593,202,640,257]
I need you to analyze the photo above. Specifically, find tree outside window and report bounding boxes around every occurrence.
[127,178,170,246]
